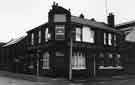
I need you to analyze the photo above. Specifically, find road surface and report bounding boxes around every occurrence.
[0,76,135,85]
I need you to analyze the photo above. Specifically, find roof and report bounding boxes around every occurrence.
[3,36,26,47]
[116,20,135,28]
[71,16,120,33]
[27,22,48,33]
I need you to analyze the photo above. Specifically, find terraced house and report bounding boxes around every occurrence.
[24,3,125,80]
[116,20,135,74]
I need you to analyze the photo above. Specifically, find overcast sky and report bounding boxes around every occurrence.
[0,0,135,42]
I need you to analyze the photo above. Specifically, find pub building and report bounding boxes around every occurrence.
[26,3,124,79]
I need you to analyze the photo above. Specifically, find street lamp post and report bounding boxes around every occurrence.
[69,32,73,80]
[36,50,40,80]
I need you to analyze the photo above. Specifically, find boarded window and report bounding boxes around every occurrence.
[55,25,65,40]
[54,14,66,22]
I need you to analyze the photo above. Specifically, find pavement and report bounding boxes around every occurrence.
[0,71,135,83]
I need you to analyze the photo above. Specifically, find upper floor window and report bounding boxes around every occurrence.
[31,33,34,45]
[38,30,41,43]
[76,27,81,41]
[108,33,112,46]
[54,14,66,22]
[45,28,51,42]
[82,26,94,43]
[55,25,65,40]
[114,34,117,46]
[104,33,107,45]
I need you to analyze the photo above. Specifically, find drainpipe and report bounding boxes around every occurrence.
[69,35,73,80]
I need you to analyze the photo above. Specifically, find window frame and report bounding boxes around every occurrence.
[72,51,86,70]
[82,26,95,43]
[42,51,50,69]
[31,33,34,45]
[108,33,112,46]
[75,27,82,41]
[38,30,41,44]
[55,25,65,40]
[45,28,51,42]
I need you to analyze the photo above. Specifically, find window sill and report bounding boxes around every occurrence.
[72,67,86,70]
[99,66,123,70]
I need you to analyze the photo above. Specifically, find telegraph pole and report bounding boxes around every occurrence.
[69,32,73,80]
[105,0,109,17]
[36,50,40,80]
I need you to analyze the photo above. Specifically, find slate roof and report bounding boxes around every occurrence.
[71,16,120,33]
[3,36,26,47]
[116,20,135,28]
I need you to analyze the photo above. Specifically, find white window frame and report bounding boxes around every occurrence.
[75,27,81,41]
[38,30,41,43]
[45,28,51,42]
[31,33,34,45]
[72,52,86,70]
[82,26,94,43]
[108,33,112,46]
[42,52,50,69]
[104,33,107,45]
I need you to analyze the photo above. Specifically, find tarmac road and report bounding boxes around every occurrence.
[1,76,135,85]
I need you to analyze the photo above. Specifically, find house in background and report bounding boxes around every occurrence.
[0,42,6,69]
[1,36,27,73]
[116,21,135,74]
[26,2,124,79]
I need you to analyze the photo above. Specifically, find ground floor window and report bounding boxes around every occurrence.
[42,52,50,69]
[72,51,86,70]
[98,52,122,69]
[28,54,35,70]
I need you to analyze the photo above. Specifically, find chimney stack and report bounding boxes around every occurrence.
[107,13,115,27]
[79,13,84,18]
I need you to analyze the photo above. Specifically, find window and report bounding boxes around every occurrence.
[82,26,94,43]
[38,30,41,43]
[76,27,81,41]
[31,33,34,45]
[55,25,65,40]
[114,34,117,46]
[98,53,123,69]
[108,33,112,46]
[104,33,107,45]
[45,28,51,42]
[54,14,66,22]
[115,54,121,67]
[42,52,50,69]
[72,52,86,70]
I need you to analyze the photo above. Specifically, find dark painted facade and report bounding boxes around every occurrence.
[116,21,135,74]
[1,36,27,73]
[25,3,124,79]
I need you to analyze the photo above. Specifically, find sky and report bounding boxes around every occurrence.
[0,0,135,42]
